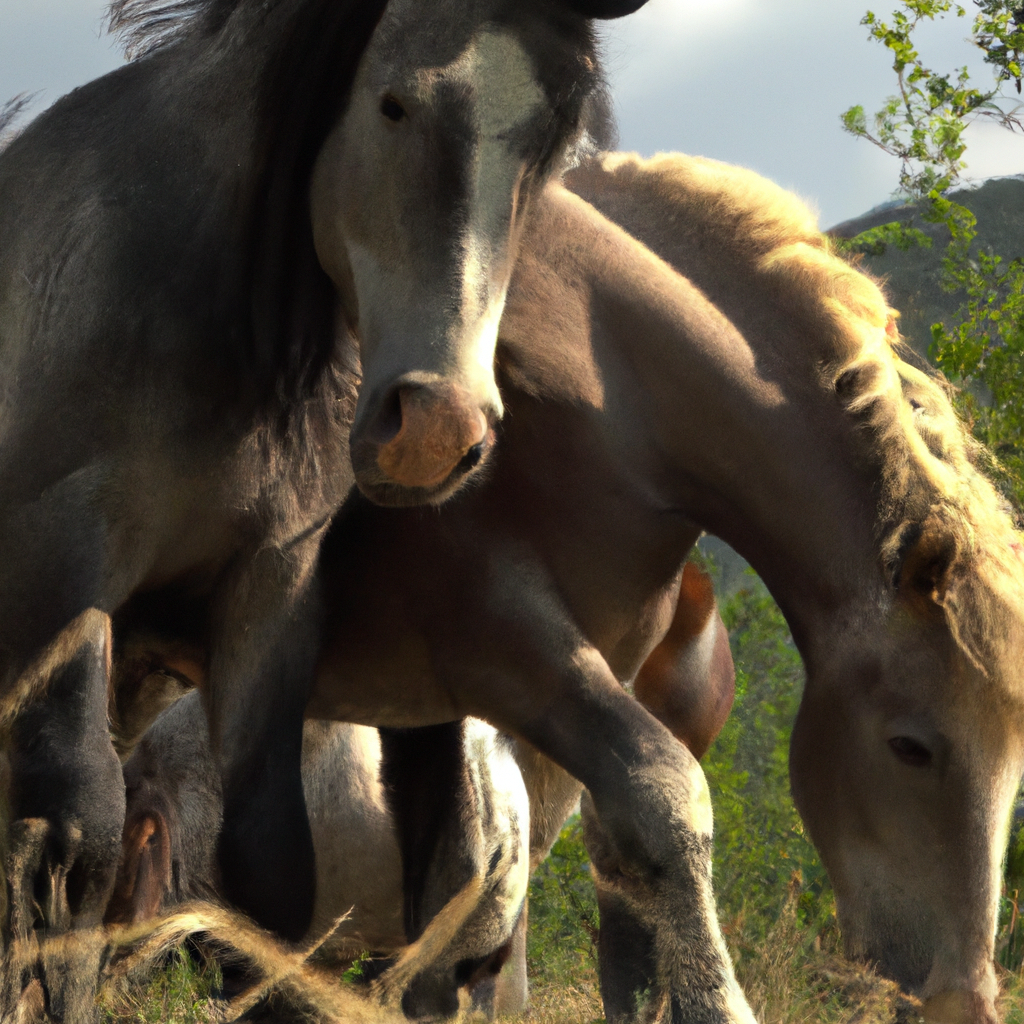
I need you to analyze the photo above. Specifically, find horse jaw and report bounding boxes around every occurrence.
[790,601,1024,1022]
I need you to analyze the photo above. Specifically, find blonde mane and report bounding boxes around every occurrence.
[596,152,1024,676]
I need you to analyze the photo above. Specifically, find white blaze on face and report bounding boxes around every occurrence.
[449,29,548,392]
[315,21,554,424]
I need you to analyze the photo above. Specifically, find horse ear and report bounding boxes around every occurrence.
[564,0,650,19]
[896,519,958,614]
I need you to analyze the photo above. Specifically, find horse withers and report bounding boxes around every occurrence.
[0,0,650,1015]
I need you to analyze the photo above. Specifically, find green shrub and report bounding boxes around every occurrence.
[704,574,831,943]
[526,815,599,987]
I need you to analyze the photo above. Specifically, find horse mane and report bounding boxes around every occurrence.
[102,0,388,406]
[106,0,238,58]
[0,93,36,152]
[610,152,1024,676]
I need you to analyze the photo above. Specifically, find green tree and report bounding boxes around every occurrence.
[841,0,1024,505]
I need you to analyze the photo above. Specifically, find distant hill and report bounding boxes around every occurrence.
[828,175,1024,363]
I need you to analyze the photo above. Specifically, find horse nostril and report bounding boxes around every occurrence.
[365,386,406,445]
[888,735,932,768]
[459,443,484,471]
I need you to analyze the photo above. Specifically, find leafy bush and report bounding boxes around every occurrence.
[526,815,599,988]
[704,575,830,942]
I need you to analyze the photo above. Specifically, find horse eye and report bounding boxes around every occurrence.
[380,96,406,122]
[888,735,932,767]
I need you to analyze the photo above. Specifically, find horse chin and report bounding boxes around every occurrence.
[844,918,934,994]
[352,435,493,508]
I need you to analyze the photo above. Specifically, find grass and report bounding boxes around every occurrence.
[100,947,221,1023]
[94,894,1024,1024]
[523,823,1024,1024]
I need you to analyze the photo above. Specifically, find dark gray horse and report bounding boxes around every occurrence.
[0,0,648,1016]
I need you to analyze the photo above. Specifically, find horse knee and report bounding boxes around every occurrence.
[582,746,713,883]
[8,610,124,926]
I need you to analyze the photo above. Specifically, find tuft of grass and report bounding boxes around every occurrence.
[100,945,221,1024]
[526,816,598,990]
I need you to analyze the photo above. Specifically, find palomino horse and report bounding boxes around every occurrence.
[105,560,734,1017]
[291,162,1024,1023]
[0,0,648,1014]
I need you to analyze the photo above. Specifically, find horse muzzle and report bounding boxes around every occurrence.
[919,990,1000,1024]
[350,376,497,506]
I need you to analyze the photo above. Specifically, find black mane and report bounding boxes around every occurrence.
[106,0,239,59]
[100,0,388,406]
[0,93,36,151]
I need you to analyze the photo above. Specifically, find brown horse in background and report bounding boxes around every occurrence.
[297,159,1024,1024]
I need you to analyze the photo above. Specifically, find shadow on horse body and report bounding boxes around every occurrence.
[105,556,734,1018]
[297,161,1024,1024]
[0,0,650,1015]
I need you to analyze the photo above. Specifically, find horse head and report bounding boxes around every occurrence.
[310,0,648,506]
[791,470,1024,1024]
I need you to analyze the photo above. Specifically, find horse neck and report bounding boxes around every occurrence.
[517,186,888,648]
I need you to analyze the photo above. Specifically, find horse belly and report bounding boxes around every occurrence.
[307,636,461,728]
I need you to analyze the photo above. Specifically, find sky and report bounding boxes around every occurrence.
[3,0,1024,227]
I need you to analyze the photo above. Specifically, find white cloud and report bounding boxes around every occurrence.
[0,1,121,112]
[962,119,1024,181]
[600,0,1024,225]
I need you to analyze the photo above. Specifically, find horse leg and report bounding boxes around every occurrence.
[4,609,124,1024]
[379,722,482,1018]
[457,629,754,1024]
[207,539,324,943]
[541,688,749,1023]
[485,899,528,1016]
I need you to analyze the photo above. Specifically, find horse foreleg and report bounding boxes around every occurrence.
[206,540,324,944]
[378,721,481,1018]
[461,642,754,1024]
[5,608,124,1024]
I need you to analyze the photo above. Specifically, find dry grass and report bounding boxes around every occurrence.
[518,897,1024,1024]
[97,927,1024,1024]
[519,966,602,1024]
[89,874,1024,1024]
[727,903,920,1024]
